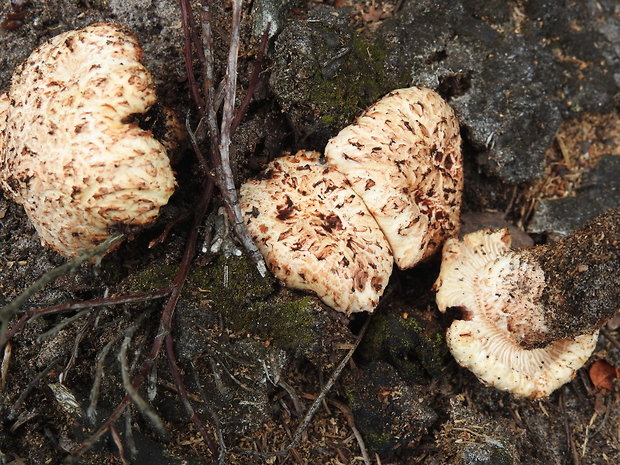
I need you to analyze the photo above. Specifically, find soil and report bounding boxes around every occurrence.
[0,1,618,465]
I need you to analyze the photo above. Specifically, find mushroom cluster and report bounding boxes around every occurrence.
[240,87,463,314]
[0,23,175,257]
[434,207,619,398]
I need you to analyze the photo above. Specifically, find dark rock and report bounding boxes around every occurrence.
[344,362,437,456]
[376,0,619,183]
[529,154,620,236]
[359,303,448,382]
[269,5,410,149]
[250,0,293,39]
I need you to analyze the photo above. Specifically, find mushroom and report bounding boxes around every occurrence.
[434,207,620,397]
[325,87,463,269]
[0,23,175,257]
[239,150,393,315]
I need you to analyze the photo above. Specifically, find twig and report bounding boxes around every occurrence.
[1,341,12,394]
[217,0,267,277]
[118,324,168,439]
[326,398,371,465]
[233,316,372,458]
[180,0,205,113]
[109,424,130,465]
[8,355,63,421]
[60,308,99,382]
[2,287,171,348]
[0,233,124,344]
[36,309,90,342]
[165,330,217,455]
[87,334,122,423]
[278,379,304,418]
[71,181,215,459]
[191,361,228,465]
[230,23,270,133]
[124,409,138,459]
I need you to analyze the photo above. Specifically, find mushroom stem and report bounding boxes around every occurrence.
[519,206,620,348]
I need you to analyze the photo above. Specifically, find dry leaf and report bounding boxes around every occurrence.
[588,360,620,391]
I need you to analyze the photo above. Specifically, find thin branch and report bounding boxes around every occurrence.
[165,332,218,455]
[0,233,124,344]
[1,287,171,347]
[71,180,215,459]
[180,0,205,113]
[233,316,372,458]
[230,23,270,133]
[119,325,168,438]
[218,0,267,277]
[7,355,63,421]
[109,424,130,465]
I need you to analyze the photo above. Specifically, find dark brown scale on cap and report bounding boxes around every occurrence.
[325,87,463,269]
[239,150,393,315]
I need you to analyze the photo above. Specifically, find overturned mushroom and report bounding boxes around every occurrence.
[239,150,393,315]
[434,207,620,397]
[0,23,175,257]
[325,87,463,269]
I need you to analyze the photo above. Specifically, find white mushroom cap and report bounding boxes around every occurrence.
[239,150,393,315]
[435,229,598,398]
[325,87,463,269]
[0,23,175,257]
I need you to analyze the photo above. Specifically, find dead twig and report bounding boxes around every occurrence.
[1,341,12,394]
[7,355,63,421]
[233,316,372,458]
[217,0,267,277]
[2,287,171,347]
[327,398,371,465]
[230,23,270,133]
[191,361,228,465]
[119,324,168,439]
[0,233,124,345]
[109,424,130,465]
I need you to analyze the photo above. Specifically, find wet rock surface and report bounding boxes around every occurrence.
[377,0,618,183]
[529,154,620,235]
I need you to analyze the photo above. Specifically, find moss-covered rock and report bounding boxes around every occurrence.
[270,5,410,148]
[360,303,448,382]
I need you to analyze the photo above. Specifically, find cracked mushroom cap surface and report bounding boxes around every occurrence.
[0,23,175,257]
[239,150,393,315]
[434,229,598,398]
[325,87,463,270]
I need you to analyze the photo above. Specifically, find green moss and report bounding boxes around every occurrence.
[188,255,322,354]
[360,313,447,382]
[121,263,178,294]
[305,31,409,129]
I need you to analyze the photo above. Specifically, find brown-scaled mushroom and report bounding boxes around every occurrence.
[325,87,463,269]
[239,150,393,315]
[434,207,620,398]
[0,23,175,257]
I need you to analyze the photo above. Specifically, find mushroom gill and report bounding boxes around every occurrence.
[435,229,599,398]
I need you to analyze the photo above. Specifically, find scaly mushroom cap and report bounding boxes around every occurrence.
[325,87,463,269]
[0,23,175,257]
[239,150,393,315]
[434,229,598,398]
